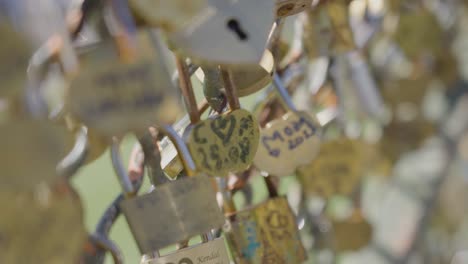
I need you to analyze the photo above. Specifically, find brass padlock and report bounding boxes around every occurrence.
[168,0,275,65]
[328,209,373,252]
[0,17,31,98]
[0,119,71,189]
[254,72,322,177]
[177,59,260,177]
[68,7,181,138]
[0,181,86,263]
[221,175,307,263]
[297,138,373,198]
[302,1,355,59]
[115,125,226,254]
[196,50,275,97]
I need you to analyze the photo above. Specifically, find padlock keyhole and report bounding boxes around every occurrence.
[226,18,248,41]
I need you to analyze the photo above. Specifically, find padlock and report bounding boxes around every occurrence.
[81,148,145,264]
[128,0,208,33]
[0,179,86,263]
[59,114,109,165]
[221,175,307,263]
[114,125,227,255]
[296,137,374,198]
[196,50,275,98]
[302,0,355,59]
[0,119,72,190]
[177,59,260,177]
[315,208,373,252]
[168,0,275,65]
[0,16,32,98]
[390,5,444,61]
[67,4,181,138]
[254,72,322,177]
[276,0,313,18]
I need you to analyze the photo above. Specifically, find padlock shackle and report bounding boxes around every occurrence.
[89,234,124,264]
[176,56,200,124]
[219,67,241,111]
[111,138,137,198]
[201,66,226,113]
[57,126,89,179]
[158,124,197,176]
[273,72,298,112]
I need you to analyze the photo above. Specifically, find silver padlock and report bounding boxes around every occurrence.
[113,125,226,255]
[168,0,275,65]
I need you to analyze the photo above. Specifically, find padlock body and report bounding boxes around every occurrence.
[142,237,230,264]
[68,32,181,137]
[121,175,225,254]
[0,19,31,98]
[185,109,260,177]
[225,196,307,264]
[254,111,321,176]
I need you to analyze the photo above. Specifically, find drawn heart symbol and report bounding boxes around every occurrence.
[210,115,236,145]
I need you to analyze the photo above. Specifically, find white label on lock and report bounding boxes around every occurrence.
[144,238,230,264]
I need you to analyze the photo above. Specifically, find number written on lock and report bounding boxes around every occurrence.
[254,111,321,176]
[185,109,260,176]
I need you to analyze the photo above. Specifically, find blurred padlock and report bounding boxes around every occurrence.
[115,125,226,254]
[168,0,275,65]
[0,181,86,263]
[221,175,307,263]
[177,59,260,177]
[254,73,321,177]
[68,5,181,138]
[302,0,355,59]
[297,138,373,198]
[0,16,32,98]
[328,209,373,252]
[128,0,207,33]
[0,119,71,189]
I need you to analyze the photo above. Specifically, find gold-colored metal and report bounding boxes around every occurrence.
[68,31,180,138]
[0,119,70,190]
[121,175,225,253]
[302,1,355,59]
[129,0,208,32]
[392,7,444,60]
[254,111,321,176]
[176,57,201,124]
[185,109,259,177]
[380,119,435,163]
[196,50,274,97]
[254,73,321,176]
[0,184,86,263]
[297,138,371,198]
[142,238,230,264]
[225,196,307,264]
[0,19,31,98]
[276,0,312,18]
[329,210,373,252]
[183,68,260,177]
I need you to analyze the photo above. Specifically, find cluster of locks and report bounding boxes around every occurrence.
[3,0,468,263]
